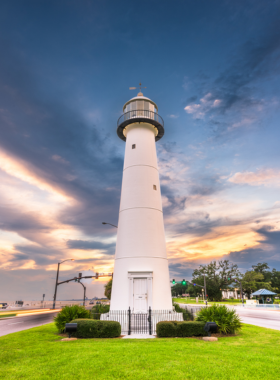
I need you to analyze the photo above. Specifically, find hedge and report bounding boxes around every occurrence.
[156,321,206,337]
[70,319,121,338]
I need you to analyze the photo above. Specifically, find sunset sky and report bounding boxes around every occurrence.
[1,0,280,300]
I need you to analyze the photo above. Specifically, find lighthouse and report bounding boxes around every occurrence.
[109,89,173,312]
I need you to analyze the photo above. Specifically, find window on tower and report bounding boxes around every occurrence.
[153,185,157,190]
[132,144,136,149]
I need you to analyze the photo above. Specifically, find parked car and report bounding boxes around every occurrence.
[0,303,8,309]
[89,301,94,305]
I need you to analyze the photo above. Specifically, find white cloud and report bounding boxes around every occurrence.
[228,168,280,186]
[184,93,222,118]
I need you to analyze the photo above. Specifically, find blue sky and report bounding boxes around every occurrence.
[0,0,280,300]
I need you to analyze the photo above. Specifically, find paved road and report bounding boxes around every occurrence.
[179,303,280,331]
[0,311,58,337]
[234,307,280,331]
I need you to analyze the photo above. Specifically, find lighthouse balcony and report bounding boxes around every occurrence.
[117,110,164,142]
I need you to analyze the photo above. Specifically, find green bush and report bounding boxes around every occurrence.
[54,305,90,332]
[156,321,205,337]
[71,318,121,338]
[173,302,193,321]
[196,304,242,334]
[90,303,110,320]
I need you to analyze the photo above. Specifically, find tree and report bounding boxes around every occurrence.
[271,269,280,294]
[252,263,271,282]
[241,271,272,298]
[190,260,241,301]
[104,279,112,300]
[171,283,189,297]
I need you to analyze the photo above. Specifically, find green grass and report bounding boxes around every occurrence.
[173,298,205,304]
[0,323,279,379]
[0,313,16,318]
[173,298,241,305]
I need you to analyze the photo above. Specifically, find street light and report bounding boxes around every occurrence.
[102,222,118,228]
[52,259,75,309]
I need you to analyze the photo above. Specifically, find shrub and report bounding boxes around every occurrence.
[196,304,242,334]
[54,305,90,332]
[90,303,110,320]
[156,321,205,337]
[71,318,121,338]
[173,302,193,321]
[274,300,280,304]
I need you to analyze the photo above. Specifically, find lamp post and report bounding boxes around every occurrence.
[52,259,75,309]
[102,222,118,228]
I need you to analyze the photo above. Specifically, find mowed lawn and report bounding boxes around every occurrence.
[173,298,242,305]
[0,323,279,380]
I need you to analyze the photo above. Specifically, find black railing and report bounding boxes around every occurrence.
[100,307,184,335]
[117,110,164,127]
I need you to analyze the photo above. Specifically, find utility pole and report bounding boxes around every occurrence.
[77,280,86,306]
[52,258,75,309]
[204,274,208,306]
[53,262,60,309]
[240,281,244,307]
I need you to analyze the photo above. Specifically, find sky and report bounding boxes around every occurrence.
[0,0,280,300]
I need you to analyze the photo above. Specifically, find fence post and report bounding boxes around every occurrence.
[128,307,131,335]
[148,307,152,335]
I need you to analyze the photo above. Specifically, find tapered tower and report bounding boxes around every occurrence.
[110,90,172,312]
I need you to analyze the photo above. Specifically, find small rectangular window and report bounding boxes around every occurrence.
[153,185,157,190]
[132,144,136,149]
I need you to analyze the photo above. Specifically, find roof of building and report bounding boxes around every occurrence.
[251,289,277,296]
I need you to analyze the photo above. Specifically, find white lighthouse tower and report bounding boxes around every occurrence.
[110,88,172,312]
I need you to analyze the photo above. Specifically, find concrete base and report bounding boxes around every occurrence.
[122,334,156,339]
[61,338,77,341]
[202,337,218,342]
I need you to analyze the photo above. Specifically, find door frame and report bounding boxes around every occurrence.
[128,271,153,312]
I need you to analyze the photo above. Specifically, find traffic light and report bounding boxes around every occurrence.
[227,276,231,281]
[172,279,176,284]
[182,279,186,285]
[96,272,99,279]
[193,283,196,286]
[74,277,78,282]
[79,273,82,278]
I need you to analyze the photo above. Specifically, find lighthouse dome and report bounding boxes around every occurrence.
[117,92,164,142]
[123,93,158,113]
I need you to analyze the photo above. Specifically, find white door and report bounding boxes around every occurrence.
[133,279,147,313]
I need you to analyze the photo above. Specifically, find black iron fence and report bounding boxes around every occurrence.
[117,110,164,127]
[100,307,184,335]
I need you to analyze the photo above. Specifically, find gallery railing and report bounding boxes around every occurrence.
[117,110,164,128]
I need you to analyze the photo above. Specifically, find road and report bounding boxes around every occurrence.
[234,306,280,331]
[0,311,58,337]
[180,303,280,331]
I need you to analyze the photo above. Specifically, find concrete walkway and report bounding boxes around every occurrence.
[122,334,156,339]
